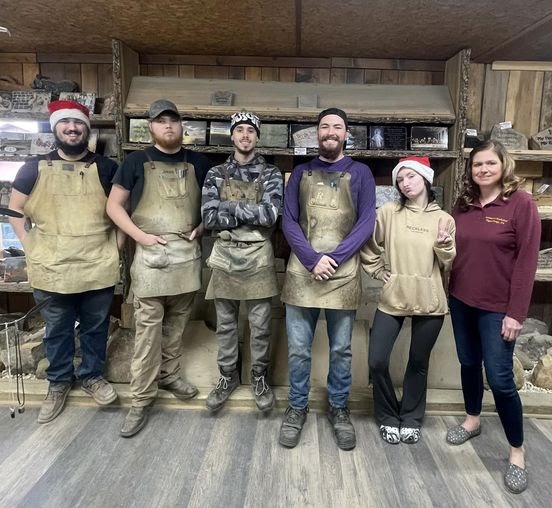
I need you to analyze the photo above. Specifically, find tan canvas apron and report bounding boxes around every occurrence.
[23,155,119,293]
[281,162,361,310]
[205,163,278,300]
[130,151,202,298]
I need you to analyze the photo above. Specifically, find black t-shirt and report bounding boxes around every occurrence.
[112,146,212,213]
[13,151,119,196]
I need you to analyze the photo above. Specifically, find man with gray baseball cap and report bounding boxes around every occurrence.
[107,98,211,437]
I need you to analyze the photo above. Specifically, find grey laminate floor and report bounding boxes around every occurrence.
[0,406,550,507]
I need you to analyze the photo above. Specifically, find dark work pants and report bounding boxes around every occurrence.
[369,310,444,428]
[449,296,523,447]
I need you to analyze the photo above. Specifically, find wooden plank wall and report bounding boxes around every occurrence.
[138,55,445,86]
[468,63,552,137]
[1,53,445,99]
[0,53,114,99]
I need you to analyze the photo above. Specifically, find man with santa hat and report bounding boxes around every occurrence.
[9,99,120,424]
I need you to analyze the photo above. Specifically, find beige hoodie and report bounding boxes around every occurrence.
[361,200,456,316]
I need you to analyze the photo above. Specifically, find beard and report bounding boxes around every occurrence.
[233,142,255,158]
[151,130,182,151]
[54,130,89,156]
[318,135,345,161]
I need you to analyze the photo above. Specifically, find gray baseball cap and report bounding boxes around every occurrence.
[148,99,180,120]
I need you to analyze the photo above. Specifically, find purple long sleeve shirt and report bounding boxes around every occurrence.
[283,156,376,272]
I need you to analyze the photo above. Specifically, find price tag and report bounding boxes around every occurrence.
[499,121,513,129]
[294,147,307,155]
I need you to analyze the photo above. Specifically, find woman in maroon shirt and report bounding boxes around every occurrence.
[446,140,540,494]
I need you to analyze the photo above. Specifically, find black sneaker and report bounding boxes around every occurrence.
[37,381,73,424]
[252,370,274,412]
[279,406,308,448]
[206,370,240,412]
[328,406,356,450]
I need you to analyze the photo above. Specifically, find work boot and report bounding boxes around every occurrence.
[37,381,73,424]
[159,378,199,401]
[279,406,308,448]
[252,369,274,412]
[206,369,240,412]
[328,406,356,450]
[120,406,151,438]
[81,376,118,405]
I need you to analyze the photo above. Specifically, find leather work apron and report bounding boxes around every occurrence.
[23,155,119,293]
[205,164,278,300]
[281,162,361,310]
[130,151,202,298]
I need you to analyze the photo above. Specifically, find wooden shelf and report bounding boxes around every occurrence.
[122,143,459,159]
[535,269,552,282]
[0,154,31,162]
[464,148,552,162]
[124,76,457,125]
[538,206,552,220]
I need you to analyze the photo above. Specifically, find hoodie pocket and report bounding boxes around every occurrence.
[381,274,441,314]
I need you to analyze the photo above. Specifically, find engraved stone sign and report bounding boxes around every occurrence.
[490,123,528,150]
[530,127,552,150]
[370,126,407,150]
[538,248,552,270]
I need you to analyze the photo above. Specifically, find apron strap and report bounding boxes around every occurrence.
[44,154,53,167]
[84,153,97,169]
[144,149,156,170]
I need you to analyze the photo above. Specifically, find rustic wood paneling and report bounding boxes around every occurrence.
[228,67,245,80]
[466,63,485,130]
[505,70,544,136]
[80,63,99,95]
[278,68,295,82]
[345,69,364,84]
[37,53,112,64]
[0,63,24,85]
[97,64,113,98]
[380,70,400,84]
[540,72,552,130]
[330,68,346,84]
[244,67,262,81]
[398,70,434,85]
[21,63,39,87]
[195,66,230,79]
[261,67,279,81]
[0,53,36,63]
[363,70,381,84]
[480,65,509,135]
[178,65,195,78]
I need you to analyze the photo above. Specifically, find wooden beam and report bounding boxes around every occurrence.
[140,54,330,68]
[37,53,112,64]
[0,53,36,63]
[492,61,552,72]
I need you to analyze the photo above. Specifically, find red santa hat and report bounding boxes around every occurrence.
[48,100,91,130]
[392,156,433,186]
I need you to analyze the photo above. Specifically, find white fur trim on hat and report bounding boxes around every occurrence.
[392,160,434,186]
[49,109,91,130]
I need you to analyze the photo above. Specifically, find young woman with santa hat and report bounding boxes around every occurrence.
[361,156,456,445]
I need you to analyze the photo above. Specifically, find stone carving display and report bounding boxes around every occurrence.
[490,123,528,150]
[531,347,552,390]
[530,127,552,150]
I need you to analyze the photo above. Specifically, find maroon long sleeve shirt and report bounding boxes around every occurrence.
[449,190,541,323]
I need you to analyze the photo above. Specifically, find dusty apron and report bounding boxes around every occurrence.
[205,163,279,300]
[23,155,119,293]
[130,151,202,298]
[281,163,361,310]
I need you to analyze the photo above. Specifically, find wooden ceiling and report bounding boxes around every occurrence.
[1,0,552,62]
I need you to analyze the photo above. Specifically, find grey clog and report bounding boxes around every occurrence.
[504,463,528,494]
[446,424,481,445]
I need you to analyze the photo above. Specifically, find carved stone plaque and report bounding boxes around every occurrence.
[530,127,552,150]
[490,124,528,150]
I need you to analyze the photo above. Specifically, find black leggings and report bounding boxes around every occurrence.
[369,310,444,428]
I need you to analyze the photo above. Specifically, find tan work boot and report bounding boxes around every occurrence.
[37,381,73,424]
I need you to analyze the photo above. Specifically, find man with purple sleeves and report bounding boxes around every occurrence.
[278,108,376,450]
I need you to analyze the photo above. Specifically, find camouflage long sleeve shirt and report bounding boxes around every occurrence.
[201,154,283,230]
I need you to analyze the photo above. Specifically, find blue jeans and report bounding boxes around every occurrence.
[286,304,355,409]
[33,287,115,383]
[449,296,523,447]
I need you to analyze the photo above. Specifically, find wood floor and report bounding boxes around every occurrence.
[0,405,550,507]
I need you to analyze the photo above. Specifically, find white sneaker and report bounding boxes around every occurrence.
[379,425,400,444]
[400,427,421,444]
